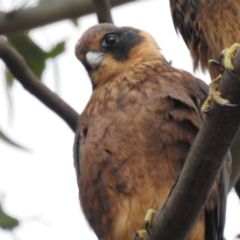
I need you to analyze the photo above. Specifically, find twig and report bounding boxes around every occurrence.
[0,39,79,132]
[92,0,113,24]
[0,0,137,35]
[144,50,240,240]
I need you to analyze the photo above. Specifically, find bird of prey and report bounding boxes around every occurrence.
[74,23,230,240]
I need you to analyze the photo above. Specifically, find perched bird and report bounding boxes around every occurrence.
[169,0,240,110]
[74,23,230,240]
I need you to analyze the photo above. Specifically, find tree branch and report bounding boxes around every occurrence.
[0,0,137,35]
[0,39,79,132]
[144,50,240,240]
[229,126,240,188]
[92,0,113,24]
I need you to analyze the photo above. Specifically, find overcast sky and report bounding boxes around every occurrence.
[0,0,240,240]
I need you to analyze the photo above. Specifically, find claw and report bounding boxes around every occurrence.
[220,43,240,70]
[226,68,240,79]
[208,59,224,68]
[208,59,225,79]
[202,43,240,112]
[144,209,156,234]
[201,107,213,113]
[133,230,147,240]
[133,209,156,239]
[225,103,239,107]
[202,57,240,112]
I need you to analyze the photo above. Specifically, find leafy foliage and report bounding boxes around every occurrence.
[7,33,65,79]
[0,203,19,230]
[1,32,66,147]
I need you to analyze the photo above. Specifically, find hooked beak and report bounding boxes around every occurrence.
[86,51,104,70]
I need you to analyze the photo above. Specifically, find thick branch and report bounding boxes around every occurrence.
[229,126,240,188]
[145,50,240,240]
[0,0,137,35]
[92,0,113,24]
[0,39,79,132]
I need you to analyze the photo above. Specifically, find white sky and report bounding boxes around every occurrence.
[0,0,240,240]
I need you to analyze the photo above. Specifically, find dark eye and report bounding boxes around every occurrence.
[102,34,118,47]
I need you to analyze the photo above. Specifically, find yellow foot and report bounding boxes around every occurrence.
[220,43,240,70]
[133,230,147,240]
[201,56,239,112]
[201,74,231,112]
[133,209,156,240]
[144,209,156,231]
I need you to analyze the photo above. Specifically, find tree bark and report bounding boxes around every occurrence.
[0,39,79,132]
[0,0,137,35]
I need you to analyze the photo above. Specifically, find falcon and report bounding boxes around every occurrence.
[169,0,240,110]
[74,23,230,240]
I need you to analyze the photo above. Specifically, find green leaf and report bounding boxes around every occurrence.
[0,129,27,151]
[5,69,14,88]
[4,69,14,121]
[70,18,79,27]
[46,41,65,58]
[7,33,46,79]
[0,204,19,230]
[7,33,66,79]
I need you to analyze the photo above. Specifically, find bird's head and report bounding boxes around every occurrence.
[75,23,162,89]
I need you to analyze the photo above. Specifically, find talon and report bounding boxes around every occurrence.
[144,209,156,234]
[133,209,156,239]
[226,68,240,79]
[201,71,235,111]
[133,230,147,240]
[208,59,225,79]
[208,59,224,68]
[225,103,239,107]
[220,43,240,70]
[202,108,213,113]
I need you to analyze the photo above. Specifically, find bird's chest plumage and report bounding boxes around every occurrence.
[78,73,199,239]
